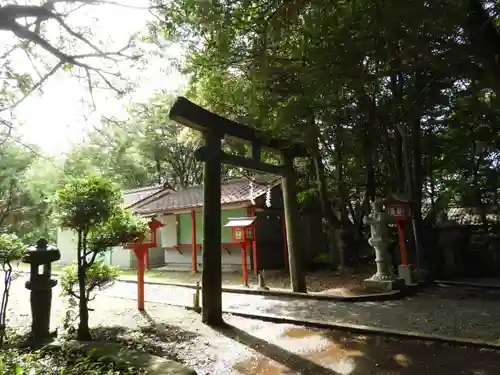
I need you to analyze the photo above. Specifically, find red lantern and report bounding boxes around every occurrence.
[233,227,244,242]
[225,217,256,242]
[385,197,410,220]
[147,218,164,247]
[384,196,410,267]
[125,217,164,311]
[224,216,257,286]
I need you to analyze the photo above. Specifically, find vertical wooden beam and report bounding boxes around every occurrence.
[282,215,288,270]
[397,220,408,266]
[241,241,248,286]
[280,153,307,293]
[176,214,180,245]
[191,210,197,273]
[248,206,258,273]
[135,247,146,311]
[201,131,224,325]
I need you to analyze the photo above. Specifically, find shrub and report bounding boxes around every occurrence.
[53,175,148,340]
[0,233,24,346]
[60,262,119,335]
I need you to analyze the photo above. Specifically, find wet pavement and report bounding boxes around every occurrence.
[219,320,500,375]
[98,281,500,343]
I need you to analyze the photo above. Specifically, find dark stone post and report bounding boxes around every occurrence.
[23,238,60,342]
[200,131,224,325]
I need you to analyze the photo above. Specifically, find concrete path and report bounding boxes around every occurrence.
[98,280,500,345]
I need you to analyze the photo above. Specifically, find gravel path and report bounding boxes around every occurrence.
[5,276,500,374]
[99,281,500,343]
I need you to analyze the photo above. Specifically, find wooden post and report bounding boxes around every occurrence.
[396,220,408,266]
[281,153,307,293]
[135,248,146,311]
[282,215,288,270]
[145,249,150,271]
[191,210,197,272]
[249,207,258,273]
[241,241,248,286]
[201,131,224,325]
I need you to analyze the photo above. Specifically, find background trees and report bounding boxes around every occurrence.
[146,0,500,265]
[1,0,500,271]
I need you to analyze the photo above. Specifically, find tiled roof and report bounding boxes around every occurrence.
[123,185,163,207]
[131,175,280,215]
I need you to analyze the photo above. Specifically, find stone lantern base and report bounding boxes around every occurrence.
[398,264,414,285]
[363,275,406,292]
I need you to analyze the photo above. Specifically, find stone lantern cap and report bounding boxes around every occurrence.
[23,238,61,265]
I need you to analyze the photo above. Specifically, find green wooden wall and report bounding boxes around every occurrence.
[178,211,203,244]
[178,207,247,244]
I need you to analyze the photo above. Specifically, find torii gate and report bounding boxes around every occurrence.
[169,97,309,326]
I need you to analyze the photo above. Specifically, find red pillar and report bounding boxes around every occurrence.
[282,215,288,270]
[134,247,146,311]
[396,220,408,266]
[241,241,248,286]
[145,249,150,270]
[191,210,197,272]
[248,206,258,273]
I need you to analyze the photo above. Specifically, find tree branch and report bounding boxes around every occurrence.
[0,2,139,116]
[49,0,158,10]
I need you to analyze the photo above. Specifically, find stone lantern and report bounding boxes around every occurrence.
[363,200,405,292]
[23,238,60,343]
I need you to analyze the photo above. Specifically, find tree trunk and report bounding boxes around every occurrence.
[77,273,91,340]
[77,230,91,340]
[427,137,437,224]
[335,127,350,226]
[409,114,425,272]
[281,152,307,292]
[394,129,404,191]
[154,155,162,185]
[311,145,342,266]
[471,140,488,231]
[360,110,376,230]
[390,73,405,192]
[464,0,500,94]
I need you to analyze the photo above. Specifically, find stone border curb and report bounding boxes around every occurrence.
[105,292,500,351]
[435,280,500,290]
[113,277,426,302]
[14,268,427,302]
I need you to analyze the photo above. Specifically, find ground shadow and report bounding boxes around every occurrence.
[321,329,500,375]
[91,311,199,362]
[138,310,199,343]
[216,323,340,375]
[430,284,500,302]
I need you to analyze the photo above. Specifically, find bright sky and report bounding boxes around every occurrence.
[12,0,187,156]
